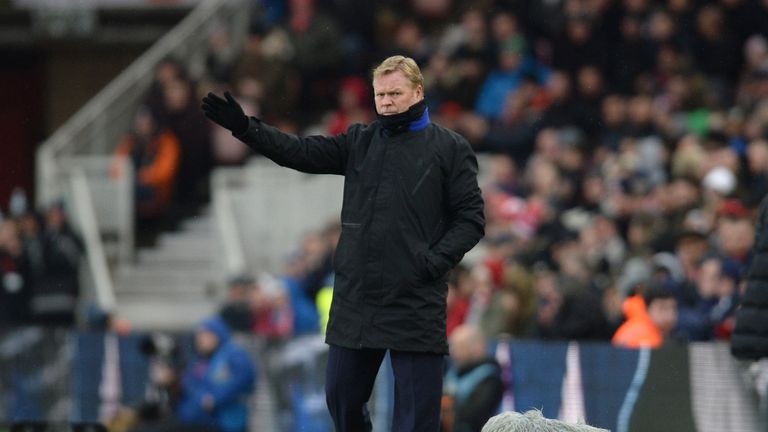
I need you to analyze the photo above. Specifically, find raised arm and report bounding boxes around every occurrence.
[202,91,349,174]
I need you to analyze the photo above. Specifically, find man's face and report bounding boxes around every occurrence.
[696,259,721,298]
[373,70,423,116]
[195,329,219,356]
[718,217,755,256]
[647,297,678,335]
[676,237,708,266]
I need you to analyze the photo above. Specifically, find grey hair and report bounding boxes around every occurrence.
[481,410,610,432]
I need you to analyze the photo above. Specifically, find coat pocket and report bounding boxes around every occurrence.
[335,222,362,273]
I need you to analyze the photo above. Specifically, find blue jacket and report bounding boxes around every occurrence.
[177,318,256,432]
[283,275,320,335]
[475,58,550,119]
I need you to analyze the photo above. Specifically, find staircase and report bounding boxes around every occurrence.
[114,209,222,331]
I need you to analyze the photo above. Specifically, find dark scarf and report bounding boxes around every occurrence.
[377,99,428,135]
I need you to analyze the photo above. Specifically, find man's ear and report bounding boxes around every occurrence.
[416,84,424,99]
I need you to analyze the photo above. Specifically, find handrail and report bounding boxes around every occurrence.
[36,0,249,206]
[34,0,250,313]
[57,154,134,265]
[40,0,224,155]
[212,168,247,276]
[70,169,116,312]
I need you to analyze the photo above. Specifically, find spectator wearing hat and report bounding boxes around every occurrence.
[219,274,256,333]
[177,317,256,432]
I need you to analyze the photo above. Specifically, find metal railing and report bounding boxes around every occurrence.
[70,169,116,313]
[212,168,247,277]
[58,155,134,264]
[34,0,250,314]
[37,0,249,204]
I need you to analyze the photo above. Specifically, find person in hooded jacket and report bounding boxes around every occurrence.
[177,317,256,432]
[612,285,678,349]
[202,55,485,432]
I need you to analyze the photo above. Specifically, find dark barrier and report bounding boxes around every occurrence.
[7,422,106,432]
[0,328,72,423]
[0,329,764,432]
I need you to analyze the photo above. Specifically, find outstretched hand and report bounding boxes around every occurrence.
[201,91,249,135]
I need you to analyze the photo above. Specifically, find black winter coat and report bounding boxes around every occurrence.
[732,197,768,359]
[235,118,485,354]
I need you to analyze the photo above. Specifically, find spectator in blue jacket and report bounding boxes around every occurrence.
[177,317,256,432]
[474,37,550,119]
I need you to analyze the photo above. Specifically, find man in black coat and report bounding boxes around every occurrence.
[732,196,768,358]
[202,55,485,432]
[732,196,768,423]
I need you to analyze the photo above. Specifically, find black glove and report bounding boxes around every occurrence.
[201,91,250,135]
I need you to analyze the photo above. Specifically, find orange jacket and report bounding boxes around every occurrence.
[612,295,663,349]
[113,130,180,215]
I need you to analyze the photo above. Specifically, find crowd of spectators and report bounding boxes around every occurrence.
[0,188,83,326]
[12,0,752,345]
[4,0,767,428]
[112,57,216,235]
[192,2,768,425]
[199,0,768,348]
[215,222,339,340]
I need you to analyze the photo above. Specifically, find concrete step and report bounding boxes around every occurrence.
[136,248,212,265]
[115,288,215,300]
[180,216,213,233]
[117,298,219,331]
[114,210,222,331]
[156,234,214,251]
[115,267,216,296]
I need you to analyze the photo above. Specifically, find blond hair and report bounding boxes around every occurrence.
[372,55,424,89]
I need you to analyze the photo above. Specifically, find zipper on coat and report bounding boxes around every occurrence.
[411,164,433,196]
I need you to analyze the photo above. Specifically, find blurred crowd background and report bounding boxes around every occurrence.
[4,0,768,343]
[122,0,768,346]
[2,0,768,430]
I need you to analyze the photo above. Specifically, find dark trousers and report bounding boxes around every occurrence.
[325,344,444,432]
